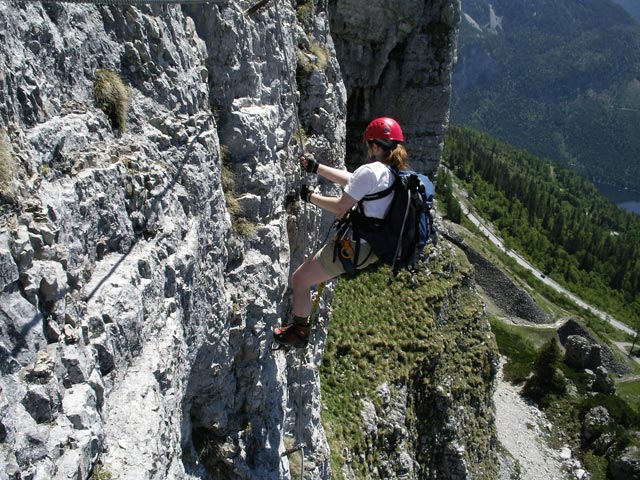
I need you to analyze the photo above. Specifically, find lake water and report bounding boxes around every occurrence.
[593,182,640,216]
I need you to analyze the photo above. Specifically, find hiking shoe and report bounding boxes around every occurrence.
[273,323,310,348]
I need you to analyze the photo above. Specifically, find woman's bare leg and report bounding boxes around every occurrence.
[290,258,334,318]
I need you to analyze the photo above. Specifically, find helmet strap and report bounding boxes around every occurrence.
[377,139,394,150]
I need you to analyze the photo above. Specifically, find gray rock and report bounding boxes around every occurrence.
[558,319,630,375]
[61,345,91,385]
[37,260,67,304]
[12,405,49,467]
[10,225,35,275]
[0,232,19,291]
[19,259,67,308]
[21,381,62,424]
[3,462,20,480]
[62,384,99,431]
[609,446,640,480]
[360,398,378,436]
[25,349,57,384]
[564,335,602,370]
[329,0,460,174]
[53,431,101,480]
[90,335,116,376]
[592,366,615,394]
[582,406,612,445]
[88,369,105,411]
[54,449,84,480]
[0,288,45,371]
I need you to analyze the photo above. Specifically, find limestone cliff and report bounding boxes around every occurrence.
[0,1,490,479]
[329,0,460,173]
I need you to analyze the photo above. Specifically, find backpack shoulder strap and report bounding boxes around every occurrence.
[361,167,398,202]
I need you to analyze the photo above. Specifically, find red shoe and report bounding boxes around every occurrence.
[273,323,310,348]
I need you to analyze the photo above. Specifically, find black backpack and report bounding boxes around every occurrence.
[350,168,435,273]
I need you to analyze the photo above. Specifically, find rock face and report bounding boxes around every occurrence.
[558,318,630,375]
[0,1,470,479]
[329,0,460,174]
[564,335,602,370]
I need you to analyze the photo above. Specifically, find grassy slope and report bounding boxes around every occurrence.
[320,243,498,478]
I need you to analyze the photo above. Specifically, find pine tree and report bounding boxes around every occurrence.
[523,339,566,408]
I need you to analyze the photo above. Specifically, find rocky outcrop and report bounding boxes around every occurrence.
[558,318,630,375]
[0,1,473,479]
[564,335,602,370]
[320,242,498,479]
[609,446,640,480]
[582,406,611,442]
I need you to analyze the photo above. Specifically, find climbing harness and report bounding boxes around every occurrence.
[339,238,354,260]
[330,216,374,273]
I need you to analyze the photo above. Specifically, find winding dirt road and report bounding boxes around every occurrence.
[450,177,635,337]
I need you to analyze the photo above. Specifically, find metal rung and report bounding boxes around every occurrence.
[244,0,269,14]
[282,443,305,457]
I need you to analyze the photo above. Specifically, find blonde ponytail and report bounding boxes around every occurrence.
[383,143,409,170]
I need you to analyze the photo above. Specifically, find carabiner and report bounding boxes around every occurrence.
[340,239,354,260]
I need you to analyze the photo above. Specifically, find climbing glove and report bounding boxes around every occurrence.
[300,184,315,203]
[301,155,320,174]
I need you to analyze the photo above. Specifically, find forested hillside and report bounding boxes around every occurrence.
[442,126,640,326]
[452,0,640,192]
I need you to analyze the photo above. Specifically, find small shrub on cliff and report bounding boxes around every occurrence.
[0,133,15,193]
[88,464,112,480]
[296,42,329,78]
[296,0,314,27]
[93,68,130,132]
[221,161,255,237]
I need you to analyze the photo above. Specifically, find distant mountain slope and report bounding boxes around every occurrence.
[452,0,640,193]
[612,0,640,21]
[443,125,640,324]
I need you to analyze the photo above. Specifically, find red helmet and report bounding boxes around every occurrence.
[362,117,404,144]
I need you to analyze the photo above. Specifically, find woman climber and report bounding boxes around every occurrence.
[273,117,409,348]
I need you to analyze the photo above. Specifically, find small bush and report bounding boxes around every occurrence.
[0,133,14,192]
[522,339,567,407]
[297,42,329,78]
[221,162,254,237]
[296,0,314,27]
[93,68,130,132]
[221,164,241,215]
[89,464,112,480]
